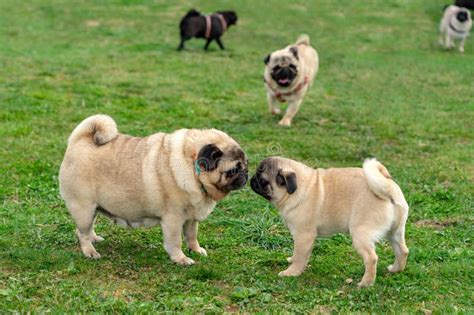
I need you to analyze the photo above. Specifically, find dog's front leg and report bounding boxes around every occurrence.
[279,230,316,277]
[184,220,207,256]
[161,215,195,265]
[459,37,466,53]
[267,93,281,115]
[279,98,303,126]
[445,34,454,49]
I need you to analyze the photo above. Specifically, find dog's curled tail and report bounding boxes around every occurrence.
[295,34,310,46]
[183,8,201,19]
[68,114,118,146]
[363,158,408,209]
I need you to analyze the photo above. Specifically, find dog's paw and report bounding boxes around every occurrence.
[357,280,374,288]
[92,235,104,243]
[278,268,302,277]
[286,256,293,263]
[173,256,195,266]
[278,118,292,126]
[387,264,402,273]
[190,246,208,257]
[83,248,101,259]
[271,108,281,115]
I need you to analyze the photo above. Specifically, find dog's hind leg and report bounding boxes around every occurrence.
[387,224,409,273]
[352,231,378,287]
[216,37,225,50]
[66,200,101,259]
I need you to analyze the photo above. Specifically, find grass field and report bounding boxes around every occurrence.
[1,0,473,313]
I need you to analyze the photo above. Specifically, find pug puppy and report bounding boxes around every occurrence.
[263,34,319,126]
[59,115,248,265]
[250,157,409,287]
[439,5,472,53]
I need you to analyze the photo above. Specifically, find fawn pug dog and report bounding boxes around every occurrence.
[439,5,472,53]
[59,115,248,265]
[263,34,319,126]
[250,157,409,287]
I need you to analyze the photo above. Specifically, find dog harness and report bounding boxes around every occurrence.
[205,14,227,39]
[449,20,468,34]
[264,76,310,102]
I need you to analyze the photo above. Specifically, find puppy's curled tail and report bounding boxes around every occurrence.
[183,8,201,19]
[295,34,310,46]
[68,114,118,146]
[363,158,401,204]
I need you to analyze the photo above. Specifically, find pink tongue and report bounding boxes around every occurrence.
[279,79,289,84]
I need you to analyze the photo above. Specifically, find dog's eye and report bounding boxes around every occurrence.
[225,163,242,178]
[273,66,280,71]
[289,64,297,70]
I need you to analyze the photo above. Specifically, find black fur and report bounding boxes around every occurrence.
[264,54,271,65]
[177,9,238,51]
[456,10,469,21]
[197,144,223,171]
[276,171,297,194]
[289,46,299,60]
[455,0,474,10]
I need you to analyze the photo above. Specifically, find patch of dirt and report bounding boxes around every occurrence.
[414,219,458,230]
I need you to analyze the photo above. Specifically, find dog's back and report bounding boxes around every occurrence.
[180,9,204,37]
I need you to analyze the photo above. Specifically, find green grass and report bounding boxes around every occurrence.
[1,0,473,313]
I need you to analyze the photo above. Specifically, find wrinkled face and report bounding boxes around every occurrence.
[196,143,248,196]
[264,46,300,87]
[250,158,297,202]
[223,11,238,25]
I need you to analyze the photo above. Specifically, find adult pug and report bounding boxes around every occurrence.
[250,157,409,287]
[263,34,319,126]
[59,115,248,265]
[439,5,472,53]
[178,9,238,51]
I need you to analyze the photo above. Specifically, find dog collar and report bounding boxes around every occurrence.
[194,160,209,195]
[264,76,310,102]
[449,21,468,34]
[205,14,227,39]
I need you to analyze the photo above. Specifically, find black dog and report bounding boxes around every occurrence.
[455,0,474,9]
[178,9,237,51]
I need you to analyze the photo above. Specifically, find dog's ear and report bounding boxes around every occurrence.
[289,46,298,60]
[197,144,223,171]
[264,54,271,65]
[276,170,297,194]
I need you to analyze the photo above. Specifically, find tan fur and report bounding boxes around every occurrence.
[439,5,472,53]
[59,115,247,265]
[252,157,409,287]
[264,34,319,126]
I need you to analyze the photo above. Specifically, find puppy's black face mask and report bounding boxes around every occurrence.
[250,173,272,200]
[250,159,276,200]
[456,11,469,22]
[271,64,298,87]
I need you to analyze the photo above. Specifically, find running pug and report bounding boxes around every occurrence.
[59,115,248,265]
[250,157,409,287]
[439,5,472,53]
[263,34,319,126]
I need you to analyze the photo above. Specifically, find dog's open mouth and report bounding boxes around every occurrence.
[278,78,290,85]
